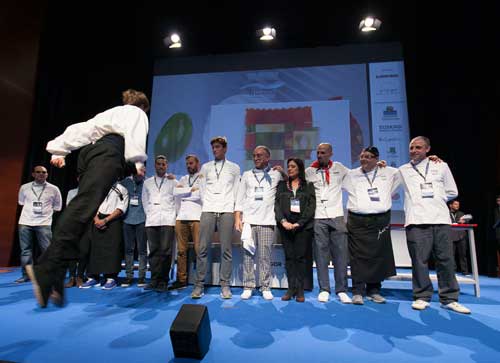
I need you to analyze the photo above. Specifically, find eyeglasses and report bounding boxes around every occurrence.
[34,171,47,174]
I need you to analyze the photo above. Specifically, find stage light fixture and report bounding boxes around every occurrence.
[257,27,276,41]
[164,33,182,48]
[359,17,381,32]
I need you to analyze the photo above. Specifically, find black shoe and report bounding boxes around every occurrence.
[14,276,30,284]
[121,277,133,288]
[25,265,52,308]
[168,281,188,291]
[155,281,169,292]
[143,281,158,290]
[50,267,66,307]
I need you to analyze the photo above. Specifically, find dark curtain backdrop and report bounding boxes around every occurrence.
[7,3,499,275]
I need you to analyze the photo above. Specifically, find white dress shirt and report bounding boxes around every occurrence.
[305,161,349,219]
[344,166,400,214]
[142,175,177,227]
[66,187,79,206]
[98,183,129,215]
[18,182,62,226]
[235,167,283,225]
[200,159,240,213]
[46,104,148,169]
[174,172,203,221]
[399,158,458,226]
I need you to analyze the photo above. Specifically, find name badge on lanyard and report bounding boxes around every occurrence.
[412,160,433,198]
[130,195,139,206]
[420,182,434,198]
[32,201,43,214]
[367,187,380,201]
[290,198,301,213]
[254,186,264,201]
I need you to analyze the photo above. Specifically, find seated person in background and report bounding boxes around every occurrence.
[448,199,471,275]
[493,195,500,276]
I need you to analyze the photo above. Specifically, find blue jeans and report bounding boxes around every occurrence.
[123,222,148,279]
[18,225,52,277]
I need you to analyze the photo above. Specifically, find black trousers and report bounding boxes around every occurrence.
[453,237,469,273]
[280,227,313,293]
[146,226,174,284]
[39,135,125,277]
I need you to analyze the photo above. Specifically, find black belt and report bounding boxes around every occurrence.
[348,210,390,217]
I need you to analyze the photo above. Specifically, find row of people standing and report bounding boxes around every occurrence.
[201,136,471,314]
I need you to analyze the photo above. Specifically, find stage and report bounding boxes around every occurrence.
[1,267,500,363]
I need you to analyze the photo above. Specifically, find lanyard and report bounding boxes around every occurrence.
[316,169,327,186]
[188,174,200,187]
[411,159,430,182]
[362,167,378,188]
[31,183,46,201]
[214,160,225,181]
[133,179,142,194]
[154,176,165,192]
[252,166,270,186]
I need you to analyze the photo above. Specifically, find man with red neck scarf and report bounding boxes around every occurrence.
[305,143,351,304]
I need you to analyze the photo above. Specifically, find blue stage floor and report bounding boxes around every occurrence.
[1,267,500,363]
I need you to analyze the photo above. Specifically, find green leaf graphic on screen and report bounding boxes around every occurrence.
[154,113,193,162]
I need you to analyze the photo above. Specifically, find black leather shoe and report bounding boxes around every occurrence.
[14,276,30,283]
[155,281,169,292]
[143,281,158,290]
[25,265,52,308]
[168,281,188,291]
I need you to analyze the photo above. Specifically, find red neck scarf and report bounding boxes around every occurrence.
[310,160,333,184]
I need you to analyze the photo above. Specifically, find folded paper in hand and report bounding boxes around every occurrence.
[241,223,255,255]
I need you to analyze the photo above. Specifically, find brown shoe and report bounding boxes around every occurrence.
[76,277,84,288]
[64,277,76,288]
[295,288,305,302]
[281,289,296,301]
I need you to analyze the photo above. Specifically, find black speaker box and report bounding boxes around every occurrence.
[170,304,212,359]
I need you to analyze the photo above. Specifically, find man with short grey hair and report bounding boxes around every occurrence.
[399,136,470,314]
[235,145,285,300]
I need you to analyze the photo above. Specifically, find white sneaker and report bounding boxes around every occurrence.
[337,292,352,304]
[441,302,471,314]
[412,299,430,310]
[262,290,274,300]
[240,289,252,300]
[318,291,330,303]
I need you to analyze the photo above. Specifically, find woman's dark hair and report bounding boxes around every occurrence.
[287,157,307,185]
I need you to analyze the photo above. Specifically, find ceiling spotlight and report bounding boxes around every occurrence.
[164,33,182,48]
[359,17,381,32]
[257,27,276,41]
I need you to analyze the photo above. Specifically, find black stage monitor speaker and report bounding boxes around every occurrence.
[170,304,212,359]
